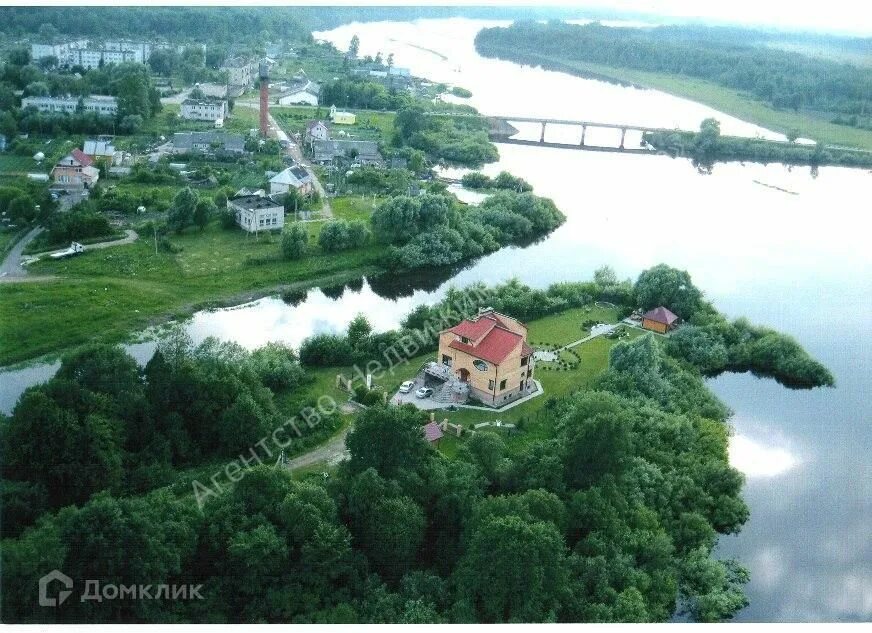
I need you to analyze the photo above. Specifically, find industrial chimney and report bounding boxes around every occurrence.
[259,62,269,138]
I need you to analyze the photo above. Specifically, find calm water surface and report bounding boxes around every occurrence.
[2,18,870,622]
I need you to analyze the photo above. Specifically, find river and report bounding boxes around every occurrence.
[2,17,871,622]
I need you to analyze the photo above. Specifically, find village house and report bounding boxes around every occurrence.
[21,95,118,116]
[305,120,330,143]
[180,98,229,122]
[169,131,246,155]
[227,193,284,233]
[269,165,313,196]
[437,309,536,407]
[51,149,100,187]
[278,81,320,106]
[312,139,383,166]
[641,306,680,334]
[82,138,122,165]
[329,105,356,125]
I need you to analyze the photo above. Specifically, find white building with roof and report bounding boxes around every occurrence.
[180,99,229,122]
[269,165,314,196]
[228,193,285,233]
[21,95,118,116]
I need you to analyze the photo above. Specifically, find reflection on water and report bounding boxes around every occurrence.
[0,17,869,622]
[729,432,800,479]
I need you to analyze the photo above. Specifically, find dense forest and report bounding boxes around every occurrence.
[0,267,834,623]
[0,7,609,42]
[475,21,872,130]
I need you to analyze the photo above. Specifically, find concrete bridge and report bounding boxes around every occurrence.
[422,111,682,153]
[485,115,683,152]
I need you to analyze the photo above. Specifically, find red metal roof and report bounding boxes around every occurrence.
[449,325,523,365]
[70,148,93,167]
[642,306,679,325]
[449,317,496,342]
[423,422,443,442]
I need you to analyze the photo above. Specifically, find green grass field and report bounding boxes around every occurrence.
[0,219,384,365]
[330,195,387,222]
[272,106,396,143]
[531,55,872,150]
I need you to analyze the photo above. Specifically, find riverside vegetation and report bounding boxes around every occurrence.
[475,21,872,151]
[0,265,833,623]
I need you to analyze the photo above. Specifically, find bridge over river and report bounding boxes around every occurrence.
[485,115,679,154]
[424,111,681,154]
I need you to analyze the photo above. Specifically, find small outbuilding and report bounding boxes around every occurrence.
[422,421,444,445]
[641,306,679,334]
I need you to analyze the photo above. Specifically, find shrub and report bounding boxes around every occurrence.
[281,223,309,260]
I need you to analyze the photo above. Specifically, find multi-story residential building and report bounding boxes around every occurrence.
[21,95,118,116]
[31,39,150,70]
[220,57,257,91]
[437,309,536,407]
[180,99,229,122]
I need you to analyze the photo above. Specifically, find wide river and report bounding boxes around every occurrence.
[3,18,871,622]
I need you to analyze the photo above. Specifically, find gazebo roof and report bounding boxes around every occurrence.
[642,306,679,325]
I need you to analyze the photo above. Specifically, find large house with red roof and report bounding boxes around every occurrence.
[51,148,100,187]
[438,309,536,407]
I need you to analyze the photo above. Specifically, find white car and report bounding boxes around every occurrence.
[399,380,415,394]
[415,387,434,399]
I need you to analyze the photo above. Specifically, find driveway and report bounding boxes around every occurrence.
[284,424,351,471]
[0,226,43,280]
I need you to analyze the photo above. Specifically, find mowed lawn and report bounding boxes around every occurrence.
[527,304,620,346]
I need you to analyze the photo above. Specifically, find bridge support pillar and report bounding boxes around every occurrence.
[580,125,587,146]
[619,127,627,149]
[540,121,546,143]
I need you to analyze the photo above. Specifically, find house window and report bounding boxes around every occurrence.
[499,379,507,391]
[460,336,470,344]
[521,356,528,366]
[488,379,494,391]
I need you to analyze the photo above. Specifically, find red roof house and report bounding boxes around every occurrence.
[438,309,536,407]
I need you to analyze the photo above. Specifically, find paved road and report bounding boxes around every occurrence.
[238,100,333,218]
[0,226,43,279]
[284,424,351,472]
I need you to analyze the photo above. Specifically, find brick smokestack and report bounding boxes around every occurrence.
[259,63,269,138]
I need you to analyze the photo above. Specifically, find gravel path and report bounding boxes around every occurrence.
[0,226,44,279]
[284,424,352,472]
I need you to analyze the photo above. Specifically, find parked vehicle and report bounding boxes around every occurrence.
[399,380,415,394]
[415,387,433,399]
[49,242,84,259]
